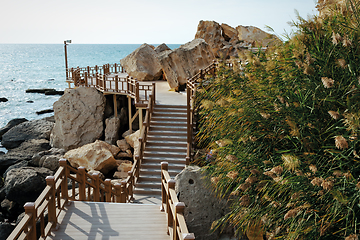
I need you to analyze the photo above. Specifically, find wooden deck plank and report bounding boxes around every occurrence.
[46,201,170,240]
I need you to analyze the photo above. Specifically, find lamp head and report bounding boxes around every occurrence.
[64,40,72,44]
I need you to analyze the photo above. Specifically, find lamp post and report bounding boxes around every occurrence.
[64,40,71,80]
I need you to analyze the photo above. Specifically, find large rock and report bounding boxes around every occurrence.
[3,167,53,206]
[158,39,215,88]
[64,140,119,174]
[0,139,51,174]
[175,166,229,240]
[120,43,163,81]
[195,20,225,57]
[0,118,28,139]
[0,222,15,239]
[1,119,53,149]
[105,116,121,145]
[31,148,66,171]
[50,87,106,151]
[221,23,238,41]
[236,25,280,47]
[154,43,171,54]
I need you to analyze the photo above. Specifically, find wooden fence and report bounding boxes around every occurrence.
[67,63,153,108]
[186,60,218,163]
[7,159,131,240]
[161,162,195,240]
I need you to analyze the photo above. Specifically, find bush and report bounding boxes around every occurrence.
[196,1,360,239]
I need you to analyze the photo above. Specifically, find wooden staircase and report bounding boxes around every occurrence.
[134,104,187,195]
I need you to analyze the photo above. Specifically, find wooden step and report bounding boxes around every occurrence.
[147,135,187,141]
[146,141,187,148]
[142,162,185,170]
[154,108,187,113]
[135,181,161,189]
[142,157,186,164]
[145,145,187,153]
[150,121,187,127]
[152,112,187,118]
[143,152,187,158]
[133,187,161,195]
[154,105,186,109]
[148,131,187,137]
[150,125,187,131]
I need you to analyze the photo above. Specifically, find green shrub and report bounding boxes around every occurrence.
[196,1,360,239]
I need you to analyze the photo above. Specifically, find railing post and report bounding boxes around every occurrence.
[92,172,100,202]
[167,179,176,235]
[183,233,195,240]
[77,167,86,201]
[24,202,37,240]
[120,181,127,203]
[127,171,134,201]
[115,75,119,92]
[46,176,57,230]
[160,162,168,212]
[152,82,156,106]
[135,156,140,179]
[174,202,186,240]
[135,79,139,104]
[115,183,121,203]
[105,179,112,202]
[59,159,68,204]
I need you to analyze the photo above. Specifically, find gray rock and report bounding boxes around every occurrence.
[0,222,15,239]
[1,119,54,149]
[50,87,106,151]
[3,160,29,178]
[0,118,28,140]
[175,166,228,240]
[3,167,53,206]
[105,116,121,145]
[0,139,51,173]
[31,148,65,171]
[1,199,21,221]
[154,43,171,53]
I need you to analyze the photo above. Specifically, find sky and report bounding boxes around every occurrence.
[0,0,317,44]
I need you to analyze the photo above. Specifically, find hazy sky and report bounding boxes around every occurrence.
[1,0,317,44]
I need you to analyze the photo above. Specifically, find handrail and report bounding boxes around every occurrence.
[7,159,129,240]
[123,82,156,202]
[67,63,153,108]
[160,162,195,240]
[186,60,218,164]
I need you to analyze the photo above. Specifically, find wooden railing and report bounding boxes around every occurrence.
[125,82,156,200]
[7,159,131,240]
[67,63,153,108]
[161,162,195,240]
[186,60,218,163]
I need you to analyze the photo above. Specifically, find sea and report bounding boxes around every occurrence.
[0,43,181,152]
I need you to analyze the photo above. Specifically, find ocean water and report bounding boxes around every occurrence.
[0,44,180,151]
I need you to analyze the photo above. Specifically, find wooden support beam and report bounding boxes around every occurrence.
[128,96,132,134]
[139,108,143,130]
[113,94,118,118]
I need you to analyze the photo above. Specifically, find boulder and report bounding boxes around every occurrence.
[3,167,53,206]
[64,140,119,174]
[154,43,171,54]
[116,139,131,152]
[0,118,28,139]
[158,39,215,89]
[50,87,106,151]
[236,25,280,47]
[124,130,140,148]
[195,20,225,57]
[31,148,66,168]
[1,119,53,149]
[120,44,163,81]
[221,23,238,41]
[175,166,229,240]
[1,199,22,221]
[0,222,15,239]
[105,116,121,145]
[0,139,51,174]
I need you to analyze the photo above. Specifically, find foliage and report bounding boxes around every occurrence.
[196,2,360,239]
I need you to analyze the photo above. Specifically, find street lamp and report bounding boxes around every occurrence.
[64,40,72,80]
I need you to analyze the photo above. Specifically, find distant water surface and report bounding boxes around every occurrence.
[0,44,181,151]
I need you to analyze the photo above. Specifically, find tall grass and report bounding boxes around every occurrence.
[196,1,360,239]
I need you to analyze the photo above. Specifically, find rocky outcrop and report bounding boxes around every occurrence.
[175,166,229,240]
[195,21,225,57]
[50,87,106,151]
[64,140,119,174]
[158,39,215,88]
[31,148,66,171]
[0,139,51,173]
[124,130,140,158]
[120,44,163,81]
[0,118,28,139]
[105,117,121,145]
[1,119,53,149]
[154,43,171,54]
[195,20,281,58]
[2,167,53,206]
[113,160,133,179]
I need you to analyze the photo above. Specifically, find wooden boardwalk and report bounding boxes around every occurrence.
[46,201,169,240]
